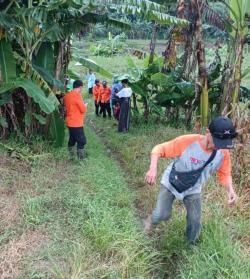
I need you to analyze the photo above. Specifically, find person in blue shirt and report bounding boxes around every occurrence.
[111,78,122,115]
[86,69,96,95]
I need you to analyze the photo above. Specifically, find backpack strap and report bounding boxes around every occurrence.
[203,150,217,169]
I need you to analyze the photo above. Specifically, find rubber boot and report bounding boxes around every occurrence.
[77,148,85,160]
[68,146,75,160]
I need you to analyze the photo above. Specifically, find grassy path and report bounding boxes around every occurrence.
[0,126,162,278]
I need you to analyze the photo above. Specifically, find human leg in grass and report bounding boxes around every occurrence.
[183,193,201,243]
[68,127,87,160]
[105,102,112,118]
[100,102,106,118]
[95,101,100,116]
[144,185,175,234]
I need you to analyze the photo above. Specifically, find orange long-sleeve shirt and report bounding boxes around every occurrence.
[93,84,103,102]
[100,86,111,103]
[151,134,232,187]
[64,89,87,127]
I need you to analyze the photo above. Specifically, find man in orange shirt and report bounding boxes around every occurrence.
[64,80,87,160]
[100,80,112,118]
[144,116,238,243]
[93,79,102,116]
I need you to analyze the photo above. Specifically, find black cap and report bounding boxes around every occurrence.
[73,80,83,88]
[121,78,129,84]
[209,116,237,149]
[95,79,100,84]
[102,80,107,85]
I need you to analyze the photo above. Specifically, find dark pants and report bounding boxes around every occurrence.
[118,97,130,132]
[68,127,86,149]
[88,87,93,95]
[95,101,100,116]
[152,185,201,243]
[100,102,111,118]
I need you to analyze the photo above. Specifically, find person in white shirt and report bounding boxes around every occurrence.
[86,69,96,95]
[116,79,132,133]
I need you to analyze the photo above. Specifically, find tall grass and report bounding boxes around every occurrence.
[89,105,250,278]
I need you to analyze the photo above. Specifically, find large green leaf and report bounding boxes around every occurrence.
[50,110,65,147]
[0,91,12,106]
[36,42,55,74]
[0,79,55,114]
[0,39,16,82]
[33,64,64,90]
[151,72,171,87]
[73,55,113,79]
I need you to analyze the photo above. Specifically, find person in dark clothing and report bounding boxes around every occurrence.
[116,79,132,133]
[64,80,88,160]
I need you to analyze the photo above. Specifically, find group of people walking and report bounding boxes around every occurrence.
[63,75,238,246]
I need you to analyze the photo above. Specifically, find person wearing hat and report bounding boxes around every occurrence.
[144,116,238,243]
[116,79,132,133]
[93,79,103,116]
[99,80,112,118]
[64,80,88,160]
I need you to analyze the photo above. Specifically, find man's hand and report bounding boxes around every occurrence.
[226,186,237,207]
[145,154,160,186]
[145,168,157,186]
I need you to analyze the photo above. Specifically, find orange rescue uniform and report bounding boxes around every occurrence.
[100,86,111,103]
[93,84,103,103]
[64,89,87,127]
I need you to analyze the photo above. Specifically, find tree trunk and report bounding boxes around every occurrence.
[194,0,209,127]
[148,22,158,65]
[162,0,186,74]
[221,33,245,115]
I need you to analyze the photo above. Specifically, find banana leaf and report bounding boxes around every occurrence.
[50,110,65,147]
[72,55,113,79]
[0,78,55,114]
[36,42,55,74]
[0,91,12,106]
[33,65,64,90]
[0,39,16,82]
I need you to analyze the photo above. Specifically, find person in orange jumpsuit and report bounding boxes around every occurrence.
[100,80,112,118]
[64,80,87,160]
[93,79,103,116]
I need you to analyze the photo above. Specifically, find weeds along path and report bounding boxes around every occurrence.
[87,110,250,279]
[0,126,164,278]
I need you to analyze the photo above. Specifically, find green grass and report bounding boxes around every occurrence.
[87,101,250,279]
[0,127,164,278]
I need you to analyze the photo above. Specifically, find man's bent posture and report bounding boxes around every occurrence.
[144,116,238,243]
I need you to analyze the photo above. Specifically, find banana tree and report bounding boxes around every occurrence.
[220,0,250,115]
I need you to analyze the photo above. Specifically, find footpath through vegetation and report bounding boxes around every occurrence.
[1,101,249,278]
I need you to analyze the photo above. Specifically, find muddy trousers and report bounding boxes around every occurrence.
[152,185,201,243]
